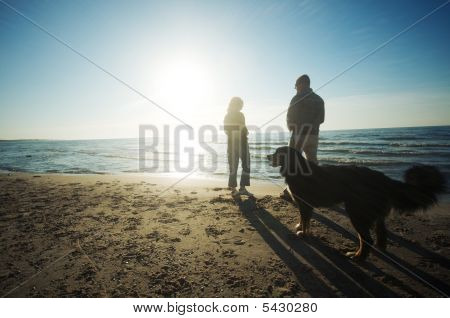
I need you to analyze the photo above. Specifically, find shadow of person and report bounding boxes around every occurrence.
[316,206,450,296]
[236,197,399,297]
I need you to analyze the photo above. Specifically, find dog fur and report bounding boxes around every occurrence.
[267,146,446,260]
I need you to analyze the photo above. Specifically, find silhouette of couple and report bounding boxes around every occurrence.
[223,74,325,197]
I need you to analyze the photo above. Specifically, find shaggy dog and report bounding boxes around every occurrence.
[267,146,446,260]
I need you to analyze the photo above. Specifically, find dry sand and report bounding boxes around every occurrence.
[0,172,449,297]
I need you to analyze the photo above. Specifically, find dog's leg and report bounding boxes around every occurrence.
[296,203,312,237]
[345,206,374,261]
[291,190,303,235]
[346,225,373,261]
[375,218,387,251]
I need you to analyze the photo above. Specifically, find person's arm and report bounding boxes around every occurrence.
[286,96,298,131]
[318,97,325,125]
[239,112,249,136]
[223,113,231,135]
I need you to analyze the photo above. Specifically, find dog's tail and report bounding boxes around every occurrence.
[391,165,446,213]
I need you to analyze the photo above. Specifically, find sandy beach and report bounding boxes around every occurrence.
[0,172,449,297]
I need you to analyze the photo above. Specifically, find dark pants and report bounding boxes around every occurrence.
[227,136,250,188]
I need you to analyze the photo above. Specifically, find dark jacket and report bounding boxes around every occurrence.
[286,88,324,135]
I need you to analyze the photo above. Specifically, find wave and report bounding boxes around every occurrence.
[389,142,450,148]
[319,149,450,157]
[320,141,382,146]
[212,172,228,176]
[57,168,107,174]
[0,165,105,175]
[248,141,287,145]
[319,158,407,167]
[0,165,27,173]
[249,146,274,150]
[249,156,408,166]
[379,136,421,141]
[121,169,139,173]
[319,140,449,148]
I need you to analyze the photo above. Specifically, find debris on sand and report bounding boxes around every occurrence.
[209,195,234,204]
[205,225,229,238]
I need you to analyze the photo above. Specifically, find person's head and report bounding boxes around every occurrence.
[228,96,244,112]
[295,74,310,92]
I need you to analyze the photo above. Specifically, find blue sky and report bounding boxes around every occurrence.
[0,0,449,139]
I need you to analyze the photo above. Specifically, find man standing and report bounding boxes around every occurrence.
[286,74,324,164]
[281,74,325,208]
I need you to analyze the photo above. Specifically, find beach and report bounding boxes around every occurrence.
[1,172,449,297]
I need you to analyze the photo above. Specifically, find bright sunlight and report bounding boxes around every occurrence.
[153,58,215,112]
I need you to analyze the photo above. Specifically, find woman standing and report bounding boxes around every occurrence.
[223,97,252,196]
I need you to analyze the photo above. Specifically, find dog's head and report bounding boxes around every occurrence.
[267,146,312,177]
[267,146,296,167]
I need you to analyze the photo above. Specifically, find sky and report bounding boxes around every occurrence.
[0,0,449,139]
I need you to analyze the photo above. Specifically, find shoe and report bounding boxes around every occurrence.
[238,188,254,196]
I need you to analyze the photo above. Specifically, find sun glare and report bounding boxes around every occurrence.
[153,59,214,112]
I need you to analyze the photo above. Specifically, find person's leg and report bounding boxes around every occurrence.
[302,134,319,164]
[289,131,303,150]
[239,138,251,190]
[227,138,239,189]
[280,132,303,201]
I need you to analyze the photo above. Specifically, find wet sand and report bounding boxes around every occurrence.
[0,172,449,297]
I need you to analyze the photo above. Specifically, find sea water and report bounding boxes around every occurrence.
[1,125,449,198]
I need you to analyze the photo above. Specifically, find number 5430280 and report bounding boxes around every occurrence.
[262,302,318,313]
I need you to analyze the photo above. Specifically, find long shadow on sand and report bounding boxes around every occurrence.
[325,206,450,296]
[238,198,399,297]
[331,206,450,269]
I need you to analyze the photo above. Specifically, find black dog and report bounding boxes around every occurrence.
[267,146,446,260]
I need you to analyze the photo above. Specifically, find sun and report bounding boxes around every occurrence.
[153,59,214,112]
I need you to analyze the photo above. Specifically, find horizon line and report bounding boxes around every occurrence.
[0,124,448,142]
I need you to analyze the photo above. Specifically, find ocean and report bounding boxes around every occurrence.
[1,125,449,199]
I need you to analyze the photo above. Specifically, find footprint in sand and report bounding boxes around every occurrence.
[159,218,179,224]
[156,213,180,223]
[220,236,246,245]
[221,249,237,258]
[204,225,229,238]
[233,238,246,245]
[124,217,142,230]
[209,196,234,204]
[178,228,191,236]
[146,230,165,241]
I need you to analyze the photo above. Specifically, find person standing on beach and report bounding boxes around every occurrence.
[224,97,252,196]
[282,75,324,201]
[287,74,324,164]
